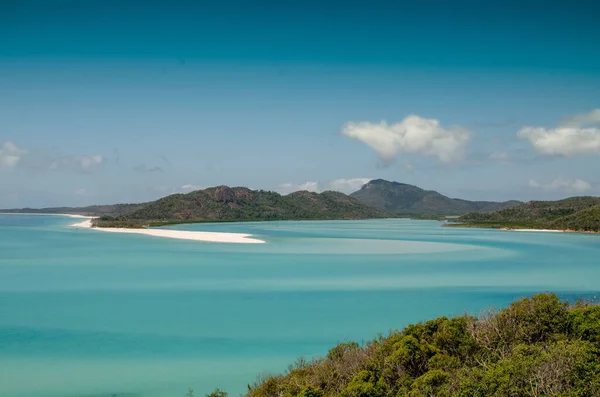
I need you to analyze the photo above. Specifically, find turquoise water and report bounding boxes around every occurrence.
[1,215,599,397]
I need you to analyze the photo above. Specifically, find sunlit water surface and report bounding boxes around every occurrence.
[1,215,599,397]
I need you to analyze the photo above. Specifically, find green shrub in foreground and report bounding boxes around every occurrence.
[236,293,600,397]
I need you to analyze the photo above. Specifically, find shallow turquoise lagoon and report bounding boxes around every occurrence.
[0,215,599,397]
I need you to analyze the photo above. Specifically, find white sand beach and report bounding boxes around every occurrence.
[70,218,265,244]
[503,228,564,233]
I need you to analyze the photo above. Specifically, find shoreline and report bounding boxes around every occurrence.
[0,212,90,218]
[70,218,265,244]
[501,227,563,233]
[446,223,598,234]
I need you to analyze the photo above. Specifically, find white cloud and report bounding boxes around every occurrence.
[181,184,203,191]
[560,108,600,127]
[0,141,26,170]
[134,164,163,173]
[327,178,371,193]
[341,115,470,164]
[278,181,319,195]
[75,188,88,196]
[404,163,415,171]
[517,109,600,156]
[75,155,103,170]
[528,178,593,193]
[278,178,374,194]
[490,151,509,161]
[48,154,104,172]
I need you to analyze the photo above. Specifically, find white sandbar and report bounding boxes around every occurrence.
[503,228,563,233]
[70,219,265,244]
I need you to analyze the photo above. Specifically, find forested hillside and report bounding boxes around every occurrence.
[93,186,390,227]
[456,196,600,232]
[350,179,519,216]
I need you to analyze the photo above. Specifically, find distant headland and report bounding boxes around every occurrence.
[3,180,599,233]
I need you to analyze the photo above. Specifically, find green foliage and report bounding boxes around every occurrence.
[240,293,600,397]
[410,369,450,396]
[458,197,600,232]
[327,342,360,360]
[205,388,228,397]
[93,186,390,227]
[249,376,280,397]
[350,179,520,215]
[298,385,324,397]
[569,303,600,344]
[385,335,435,378]
[340,370,388,397]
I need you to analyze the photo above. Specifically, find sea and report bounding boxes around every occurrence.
[1,214,599,397]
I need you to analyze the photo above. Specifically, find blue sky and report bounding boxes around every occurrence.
[1,0,600,207]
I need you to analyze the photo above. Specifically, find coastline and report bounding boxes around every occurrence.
[0,212,90,218]
[447,223,598,234]
[501,227,563,233]
[69,218,265,244]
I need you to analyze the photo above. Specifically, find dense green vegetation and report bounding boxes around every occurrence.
[3,179,524,222]
[350,179,520,216]
[455,197,600,232]
[93,186,390,227]
[204,294,600,397]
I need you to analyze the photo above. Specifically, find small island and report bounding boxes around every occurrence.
[90,185,391,228]
[447,196,600,233]
[2,185,392,229]
[4,181,599,234]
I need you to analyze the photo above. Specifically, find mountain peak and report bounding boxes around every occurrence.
[363,179,417,189]
[351,180,519,215]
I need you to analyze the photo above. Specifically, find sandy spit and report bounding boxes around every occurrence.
[500,227,563,233]
[70,219,265,244]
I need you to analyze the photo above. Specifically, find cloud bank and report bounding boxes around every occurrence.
[327,178,371,192]
[278,178,372,195]
[528,178,592,193]
[181,184,203,191]
[0,141,25,170]
[0,141,104,172]
[490,151,509,161]
[518,108,600,156]
[48,154,104,171]
[341,115,470,164]
[134,164,163,173]
[278,181,320,195]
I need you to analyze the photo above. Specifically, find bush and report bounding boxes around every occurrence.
[240,294,600,397]
[298,385,324,397]
[340,370,388,397]
[569,304,600,344]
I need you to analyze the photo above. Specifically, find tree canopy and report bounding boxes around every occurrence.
[220,293,600,397]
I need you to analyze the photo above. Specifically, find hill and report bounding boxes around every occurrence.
[456,196,600,232]
[93,186,390,227]
[201,293,600,397]
[350,179,520,216]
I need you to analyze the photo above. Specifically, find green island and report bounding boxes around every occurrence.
[194,293,600,397]
[91,186,391,228]
[4,180,600,233]
[88,179,524,228]
[350,179,520,216]
[448,197,600,233]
